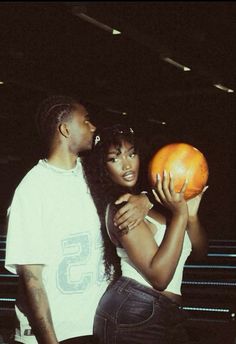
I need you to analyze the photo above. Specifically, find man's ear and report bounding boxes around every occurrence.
[58,122,70,138]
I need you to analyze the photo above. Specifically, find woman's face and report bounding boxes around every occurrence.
[106,140,140,188]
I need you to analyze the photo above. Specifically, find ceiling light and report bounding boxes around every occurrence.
[148,118,167,125]
[74,13,121,35]
[106,108,126,115]
[214,84,234,93]
[112,29,121,35]
[163,57,191,72]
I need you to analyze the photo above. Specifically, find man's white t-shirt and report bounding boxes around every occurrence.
[5,159,108,343]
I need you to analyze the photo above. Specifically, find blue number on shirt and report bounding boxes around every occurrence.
[95,231,105,285]
[57,232,93,294]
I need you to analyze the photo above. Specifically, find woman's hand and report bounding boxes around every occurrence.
[152,170,188,217]
[187,186,209,218]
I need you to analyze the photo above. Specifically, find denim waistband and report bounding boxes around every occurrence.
[111,276,182,307]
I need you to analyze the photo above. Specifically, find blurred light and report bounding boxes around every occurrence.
[163,57,191,71]
[182,306,230,313]
[214,84,234,93]
[148,118,167,125]
[112,29,121,35]
[0,81,4,85]
[74,13,121,35]
[106,108,126,115]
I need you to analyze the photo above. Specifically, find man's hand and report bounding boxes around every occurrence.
[114,193,152,230]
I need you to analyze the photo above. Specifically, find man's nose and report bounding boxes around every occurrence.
[90,122,96,132]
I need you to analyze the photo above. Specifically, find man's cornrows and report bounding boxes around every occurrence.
[35,95,80,154]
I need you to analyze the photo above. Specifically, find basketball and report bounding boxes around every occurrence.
[148,143,209,200]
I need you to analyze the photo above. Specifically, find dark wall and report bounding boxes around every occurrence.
[135,93,236,240]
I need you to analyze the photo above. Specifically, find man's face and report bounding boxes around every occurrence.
[67,104,96,154]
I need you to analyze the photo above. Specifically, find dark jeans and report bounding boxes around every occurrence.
[61,336,95,344]
[14,336,94,344]
[93,276,190,344]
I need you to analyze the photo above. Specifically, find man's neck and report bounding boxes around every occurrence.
[47,151,78,170]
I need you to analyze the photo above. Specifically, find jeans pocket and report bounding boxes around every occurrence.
[117,292,155,328]
[93,313,108,344]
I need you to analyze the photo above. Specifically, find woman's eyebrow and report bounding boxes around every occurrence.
[128,145,135,151]
[107,149,121,155]
[107,145,135,155]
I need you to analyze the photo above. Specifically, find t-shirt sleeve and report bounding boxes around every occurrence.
[5,181,49,274]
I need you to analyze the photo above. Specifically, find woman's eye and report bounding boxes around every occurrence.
[108,157,119,163]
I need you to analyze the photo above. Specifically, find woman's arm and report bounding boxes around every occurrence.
[18,264,59,344]
[117,213,187,291]
[187,216,208,261]
[109,172,189,291]
[186,186,209,261]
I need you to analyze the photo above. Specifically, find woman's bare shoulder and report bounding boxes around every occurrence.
[105,202,123,246]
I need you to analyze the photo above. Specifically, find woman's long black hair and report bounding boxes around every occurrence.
[82,124,144,282]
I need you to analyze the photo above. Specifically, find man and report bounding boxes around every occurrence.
[5,95,152,344]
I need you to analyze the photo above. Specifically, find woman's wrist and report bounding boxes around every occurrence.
[172,212,188,221]
[188,215,199,223]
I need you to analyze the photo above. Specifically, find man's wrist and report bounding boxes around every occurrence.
[141,191,154,210]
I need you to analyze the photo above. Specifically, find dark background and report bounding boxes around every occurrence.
[0,2,235,239]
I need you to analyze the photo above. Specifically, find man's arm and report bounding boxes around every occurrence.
[18,264,58,344]
[113,193,153,230]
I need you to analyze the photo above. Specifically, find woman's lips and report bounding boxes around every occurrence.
[122,171,135,181]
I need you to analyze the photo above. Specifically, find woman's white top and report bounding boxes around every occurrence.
[108,211,192,295]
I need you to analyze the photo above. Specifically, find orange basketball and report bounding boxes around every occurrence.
[148,143,209,200]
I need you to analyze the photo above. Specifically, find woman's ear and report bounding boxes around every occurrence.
[58,122,69,138]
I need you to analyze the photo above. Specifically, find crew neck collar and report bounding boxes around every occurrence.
[39,157,82,175]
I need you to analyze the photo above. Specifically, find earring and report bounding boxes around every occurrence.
[94,135,101,145]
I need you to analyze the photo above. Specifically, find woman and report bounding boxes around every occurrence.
[83,124,208,344]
